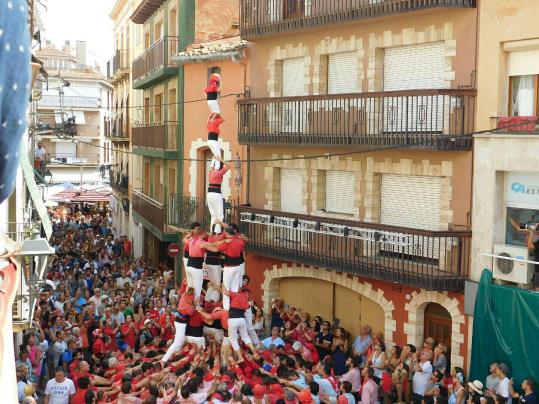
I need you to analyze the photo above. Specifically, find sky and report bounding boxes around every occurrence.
[39,0,116,73]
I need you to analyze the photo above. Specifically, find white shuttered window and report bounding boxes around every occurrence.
[328,52,358,94]
[380,174,442,231]
[280,168,304,213]
[325,170,356,215]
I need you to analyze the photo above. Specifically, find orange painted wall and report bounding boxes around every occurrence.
[182,48,250,201]
[194,0,239,43]
[245,254,469,370]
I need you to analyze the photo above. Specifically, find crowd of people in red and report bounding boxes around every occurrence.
[13,206,536,404]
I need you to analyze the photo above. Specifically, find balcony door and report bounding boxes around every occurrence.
[383,42,447,135]
[278,57,306,134]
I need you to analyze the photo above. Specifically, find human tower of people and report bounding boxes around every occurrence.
[13,76,537,404]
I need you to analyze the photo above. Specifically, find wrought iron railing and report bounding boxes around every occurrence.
[238,89,475,149]
[167,194,236,231]
[108,168,128,194]
[132,36,179,82]
[240,0,476,38]
[238,206,471,291]
[132,122,177,150]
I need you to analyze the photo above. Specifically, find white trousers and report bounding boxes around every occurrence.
[207,139,221,169]
[244,306,260,345]
[222,265,241,310]
[228,317,252,351]
[186,335,205,349]
[206,192,224,234]
[186,266,204,300]
[162,322,187,362]
[207,99,220,113]
[205,264,222,302]
[239,262,245,279]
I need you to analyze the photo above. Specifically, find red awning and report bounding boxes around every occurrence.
[50,188,110,203]
[70,190,111,203]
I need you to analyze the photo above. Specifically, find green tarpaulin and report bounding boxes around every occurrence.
[470,269,539,385]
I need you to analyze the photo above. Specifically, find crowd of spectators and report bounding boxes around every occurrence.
[12,205,537,404]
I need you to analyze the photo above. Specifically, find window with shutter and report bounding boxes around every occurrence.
[280,168,304,213]
[324,170,356,215]
[328,52,358,94]
[383,42,447,133]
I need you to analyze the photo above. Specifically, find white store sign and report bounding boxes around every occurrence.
[506,172,539,207]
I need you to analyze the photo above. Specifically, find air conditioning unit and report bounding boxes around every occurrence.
[492,244,534,284]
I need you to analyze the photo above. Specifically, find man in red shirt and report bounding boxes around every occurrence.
[120,315,138,350]
[205,73,221,114]
[203,223,245,311]
[206,162,229,234]
[186,223,207,301]
[207,112,225,169]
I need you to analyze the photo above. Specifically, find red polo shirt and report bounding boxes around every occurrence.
[229,291,250,310]
[217,236,245,258]
[207,116,224,133]
[188,237,206,258]
[208,166,229,185]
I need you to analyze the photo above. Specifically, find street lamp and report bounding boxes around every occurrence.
[15,229,55,323]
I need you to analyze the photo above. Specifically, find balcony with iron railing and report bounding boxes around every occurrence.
[132,36,179,88]
[105,119,130,141]
[108,168,129,195]
[238,89,475,149]
[111,49,130,79]
[240,0,476,39]
[132,189,165,232]
[238,206,471,291]
[132,122,177,154]
[167,194,236,231]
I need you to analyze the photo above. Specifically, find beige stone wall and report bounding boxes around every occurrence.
[262,152,456,228]
[475,0,539,131]
[472,134,539,281]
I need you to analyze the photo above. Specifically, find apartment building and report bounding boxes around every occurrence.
[239,0,477,369]
[35,44,112,185]
[472,0,539,288]
[107,0,140,240]
[168,36,249,231]
[129,0,239,265]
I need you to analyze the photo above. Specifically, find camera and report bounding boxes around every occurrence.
[519,223,538,231]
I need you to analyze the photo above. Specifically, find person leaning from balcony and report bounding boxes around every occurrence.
[509,216,539,277]
[201,221,245,311]
[35,141,46,175]
[207,161,229,234]
[207,112,225,169]
[205,72,221,113]
[185,222,208,301]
